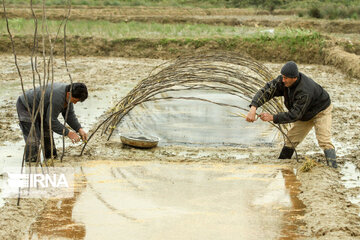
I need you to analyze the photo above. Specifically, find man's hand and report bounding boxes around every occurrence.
[246,106,257,122]
[259,112,274,122]
[78,128,88,142]
[68,131,80,144]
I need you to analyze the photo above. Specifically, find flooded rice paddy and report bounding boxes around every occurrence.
[0,55,360,239]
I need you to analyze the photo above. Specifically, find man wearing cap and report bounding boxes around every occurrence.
[16,82,88,162]
[245,61,337,168]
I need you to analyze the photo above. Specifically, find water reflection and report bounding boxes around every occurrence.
[280,169,306,239]
[27,161,306,240]
[29,175,87,239]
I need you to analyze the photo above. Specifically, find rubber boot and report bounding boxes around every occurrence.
[24,143,39,163]
[44,134,57,159]
[278,146,295,159]
[324,149,337,168]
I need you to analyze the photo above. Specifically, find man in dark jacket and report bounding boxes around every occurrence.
[16,82,88,162]
[246,61,337,168]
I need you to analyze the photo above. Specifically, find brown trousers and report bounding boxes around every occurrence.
[285,104,334,150]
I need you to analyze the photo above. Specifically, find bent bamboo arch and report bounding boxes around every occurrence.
[81,52,294,157]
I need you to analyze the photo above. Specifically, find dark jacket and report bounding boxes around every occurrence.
[19,83,82,136]
[250,72,331,124]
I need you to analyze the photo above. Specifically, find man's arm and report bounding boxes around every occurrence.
[259,93,311,124]
[62,103,88,141]
[246,76,283,123]
[250,76,284,109]
[62,103,82,132]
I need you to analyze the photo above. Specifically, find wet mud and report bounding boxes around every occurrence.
[0,56,359,239]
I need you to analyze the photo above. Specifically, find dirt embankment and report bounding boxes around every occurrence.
[2,7,360,34]
[0,6,296,18]
[0,34,323,62]
[324,46,360,79]
[1,6,360,79]
[3,34,360,79]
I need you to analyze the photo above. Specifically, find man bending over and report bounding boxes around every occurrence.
[16,83,88,162]
[246,61,337,168]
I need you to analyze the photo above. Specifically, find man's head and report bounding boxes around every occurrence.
[66,83,88,104]
[281,61,299,87]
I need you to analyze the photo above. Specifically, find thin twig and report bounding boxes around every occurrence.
[61,0,72,162]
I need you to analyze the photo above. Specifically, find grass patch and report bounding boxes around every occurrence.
[245,28,323,46]
[0,18,273,39]
[0,18,324,44]
[0,18,326,63]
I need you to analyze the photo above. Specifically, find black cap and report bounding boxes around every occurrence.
[281,61,299,78]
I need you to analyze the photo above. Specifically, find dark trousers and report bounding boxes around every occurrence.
[17,98,57,161]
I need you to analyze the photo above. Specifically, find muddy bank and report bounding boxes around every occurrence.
[3,33,360,79]
[324,46,360,79]
[0,57,359,239]
[0,6,300,19]
[0,34,324,63]
[2,7,360,34]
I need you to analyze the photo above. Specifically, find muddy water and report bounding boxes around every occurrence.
[115,90,278,147]
[341,162,360,207]
[29,161,305,240]
[29,174,87,239]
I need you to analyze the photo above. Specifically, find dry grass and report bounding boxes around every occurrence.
[299,156,318,172]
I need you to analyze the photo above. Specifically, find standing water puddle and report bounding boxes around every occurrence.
[29,161,305,239]
[341,162,360,211]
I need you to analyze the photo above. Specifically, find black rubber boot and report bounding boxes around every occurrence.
[25,157,38,163]
[24,143,39,163]
[44,135,57,159]
[278,146,295,159]
[324,149,337,168]
[42,123,57,159]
